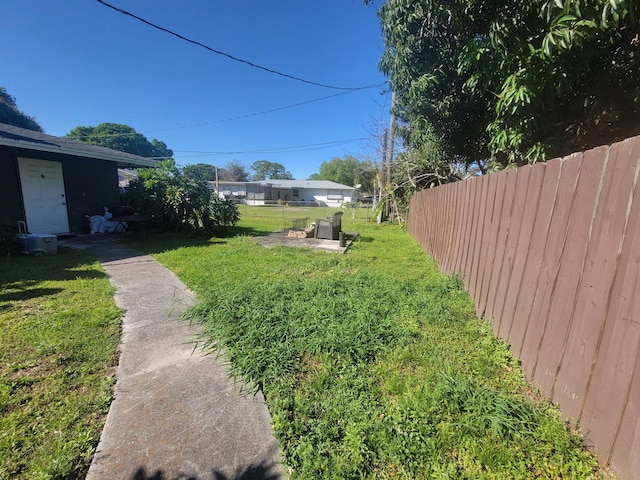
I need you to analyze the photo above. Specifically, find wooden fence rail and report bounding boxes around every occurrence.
[408,135,640,480]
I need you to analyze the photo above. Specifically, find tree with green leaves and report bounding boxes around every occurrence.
[375,0,640,167]
[183,163,217,181]
[0,87,43,132]
[250,160,293,181]
[66,123,173,159]
[308,155,376,193]
[183,161,249,182]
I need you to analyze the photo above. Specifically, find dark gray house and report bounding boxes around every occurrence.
[0,123,156,234]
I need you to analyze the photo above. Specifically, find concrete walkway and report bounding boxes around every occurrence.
[64,236,282,480]
[253,230,358,253]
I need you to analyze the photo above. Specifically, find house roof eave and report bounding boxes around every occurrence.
[0,136,158,167]
[0,123,159,167]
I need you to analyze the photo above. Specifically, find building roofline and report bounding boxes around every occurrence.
[0,123,158,167]
[214,180,356,190]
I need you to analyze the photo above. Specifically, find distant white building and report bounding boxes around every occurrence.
[211,179,358,207]
[117,168,138,192]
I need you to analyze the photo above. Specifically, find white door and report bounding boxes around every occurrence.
[18,158,69,234]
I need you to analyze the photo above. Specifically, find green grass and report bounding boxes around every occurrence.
[131,206,608,479]
[0,249,121,479]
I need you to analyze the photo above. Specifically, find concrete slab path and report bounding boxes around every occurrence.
[252,230,358,253]
[65,237,282,480]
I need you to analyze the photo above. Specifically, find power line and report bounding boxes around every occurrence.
[96,0,374,91]
[168,137,368,159]
[151,85,385,133]
[67,84,386,140]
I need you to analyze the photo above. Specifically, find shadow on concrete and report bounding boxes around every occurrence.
[59,234,146,258]
[79,232,230,258]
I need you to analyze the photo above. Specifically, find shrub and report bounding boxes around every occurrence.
[124,160,239,235]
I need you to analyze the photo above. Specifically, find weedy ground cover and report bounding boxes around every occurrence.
[136,205,607,479]
[0,249,120,479]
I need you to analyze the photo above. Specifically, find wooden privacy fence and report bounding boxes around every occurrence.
[408,135,640,479]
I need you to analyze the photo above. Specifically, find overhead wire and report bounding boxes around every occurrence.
[66,84,386,140]
[151,85,386,133]
[166,138,369,159]
[96,0,378,91]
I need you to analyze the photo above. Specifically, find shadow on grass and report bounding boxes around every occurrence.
[0,287,64,305]
[121,226,271,256]
[356,235,374,243]
[0,248,110,306]
[130,459,281,480]
[123,233,228,256]
[228,225,275,237]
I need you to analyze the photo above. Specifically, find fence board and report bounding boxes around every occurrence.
[446,181,460,271]
[578,139,640,473]
[501,164,545,342]
[510,160,559,359]
[407,135,640,479]
[445,183,458,274]
[478,172,506,317]
[463,178,480,292]
[485,169,518,332]
[433,187,443,259]
[534,148,607,397]
[553,143,634,420]
[470,176,488,300]
[495,167,531,338]
[474,174,496,316]
[452,177,469,273]
[611,346,640,477]
[462,178,479,286]
[522,153,582,380]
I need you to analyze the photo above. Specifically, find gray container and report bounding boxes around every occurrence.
[17,233,58,255]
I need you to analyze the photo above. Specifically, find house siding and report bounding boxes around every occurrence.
[63,155,120,231]
[0,149,24,229]
[1,146,120,233]
[213,181,356,206]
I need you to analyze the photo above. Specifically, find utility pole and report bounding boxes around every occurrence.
[386,91,396,220]
[378,128,388,223]
[387,91,396,187]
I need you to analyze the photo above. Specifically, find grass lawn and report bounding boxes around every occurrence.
[131,205,609,479]
[0,248,121,479]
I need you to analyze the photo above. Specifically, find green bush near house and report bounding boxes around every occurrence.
[125,159,240,235]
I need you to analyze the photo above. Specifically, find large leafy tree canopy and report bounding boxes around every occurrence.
[183,161,249,182]
[0,87,43,132]
[65,123,173,159]
[376,0,640,167]
[183,163,217,181]
[308,155,376,193]
[250,160,293,181]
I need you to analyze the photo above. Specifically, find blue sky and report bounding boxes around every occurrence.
[1,0,391,180]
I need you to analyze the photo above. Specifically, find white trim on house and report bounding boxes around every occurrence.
[211,180,358,207]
